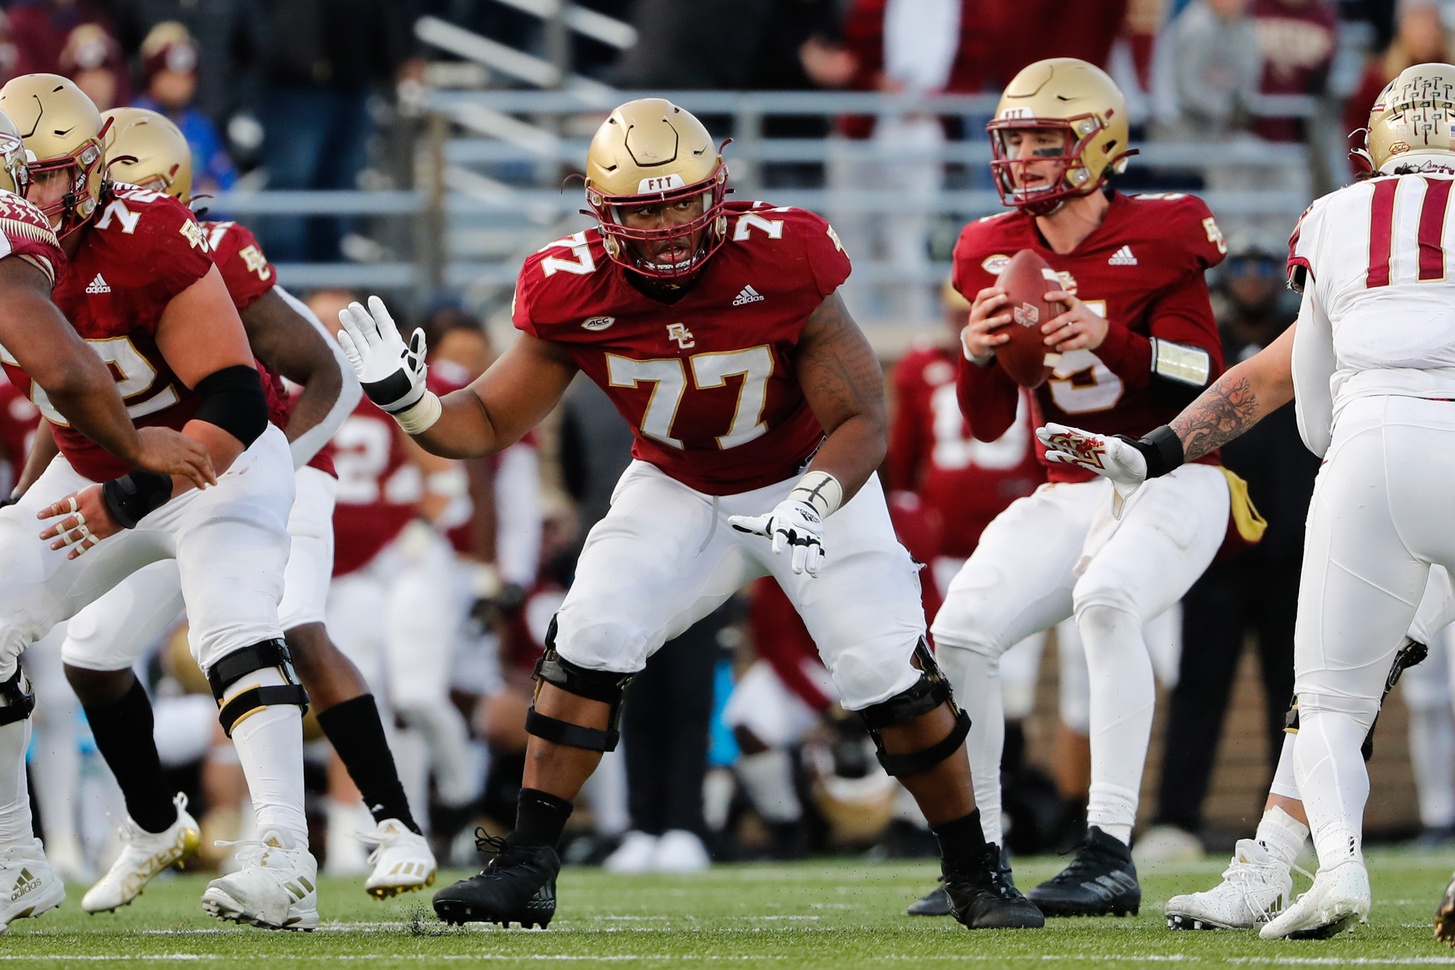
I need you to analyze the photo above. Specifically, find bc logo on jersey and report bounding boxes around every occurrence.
[666,323,695,349]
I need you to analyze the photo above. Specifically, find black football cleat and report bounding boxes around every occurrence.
[1027,826,1140,917]
[433,830,560,928]
[943,843,1044,929]
[908,844,1016,917]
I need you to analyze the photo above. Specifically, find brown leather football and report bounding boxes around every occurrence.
[992,248,1065,388]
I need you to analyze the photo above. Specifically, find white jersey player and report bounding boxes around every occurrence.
[1038,62,1455,941]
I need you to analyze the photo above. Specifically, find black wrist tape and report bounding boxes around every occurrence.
[102,471,172,528]
[1113,425,1184,479]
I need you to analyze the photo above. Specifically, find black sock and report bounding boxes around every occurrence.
[83,681,176,833]
[932,809,987,875]
[315,694,420,834]
[513,788,574,849]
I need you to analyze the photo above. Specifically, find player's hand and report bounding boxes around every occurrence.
[1036,422,1146,518]
[729,499,826,577]
[131,426,215,490]
[1041,291,1110,353]
[962,285,1013,363]
[37,487,120,559]
[337,295,429,414]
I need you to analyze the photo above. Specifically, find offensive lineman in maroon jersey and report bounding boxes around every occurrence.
[0,73,313,931]
[34,107,437,912]
[339,98,1042,931]
[924,59,1239,918]
[0,104,212,934]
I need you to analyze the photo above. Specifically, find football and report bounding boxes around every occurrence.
[992,249,1065,388]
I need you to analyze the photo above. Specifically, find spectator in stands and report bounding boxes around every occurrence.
[1343,0,1448,174]
[132,22,237,197]
[256,0,423,263]
[1139,235,1317,860]
[1249,0,1338,145]
[1155,0,1263,142]
[833,0,987,322]
[58,23,127,110]
[6,0,115,79]
[108,1,267,162]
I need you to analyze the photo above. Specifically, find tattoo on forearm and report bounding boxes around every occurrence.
[1170,375,1262,462]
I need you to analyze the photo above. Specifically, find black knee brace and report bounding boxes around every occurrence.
[856,639,971,776]
[206,639,309,737]
[524,618,634,752]
[0,668,34,726]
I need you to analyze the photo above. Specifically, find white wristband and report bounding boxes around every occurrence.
[788,470,844,519]
[393,390,443,435]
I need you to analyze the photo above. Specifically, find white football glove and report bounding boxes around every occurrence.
[729,499,826,577]
[1036,422,1148,518]
[337,295,429,414]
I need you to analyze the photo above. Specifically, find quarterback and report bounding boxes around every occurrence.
[1040,62,1455,940]
[31,107,436,914]
[0,74,311,932]
[339,98,1042,931]
[924,57,1236,918]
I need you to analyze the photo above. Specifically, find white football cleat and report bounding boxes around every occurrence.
[1260,859,1370,940]
[1165,839,1294,930]
[0,839,65,934]
[360,819,436,899]
[83,792,200,913]
[604,831,658,874]
[653,830,710,873]
[202,829,318,931]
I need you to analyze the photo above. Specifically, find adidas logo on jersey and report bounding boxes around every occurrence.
[1107,246,1138,266]
[732,285,765,306]
[84,273,111,294]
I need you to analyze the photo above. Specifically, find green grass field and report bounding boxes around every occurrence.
[7,848,1455,968]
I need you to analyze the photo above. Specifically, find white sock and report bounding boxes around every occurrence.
[227,671,308,846]
[1080,605,1155,840]
[735,749,801,824]
[1268,731,1300,801]
[1255,805,1309,868]
[1408,699,1455,828]
[936,638,1005,846]
[1292,708,1369,870]
[0,717,33,845]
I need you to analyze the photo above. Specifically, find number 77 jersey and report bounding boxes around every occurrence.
[513,201,852,495]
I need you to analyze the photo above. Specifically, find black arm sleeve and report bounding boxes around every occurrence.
[193,364,269,447]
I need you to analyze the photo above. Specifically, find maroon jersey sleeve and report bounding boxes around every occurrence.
[0,191,64,285]
[797,209,852,299]
[950,215,1025,442]
[205,220,276,311]
[886,346,934,493]
[108,189,214,301]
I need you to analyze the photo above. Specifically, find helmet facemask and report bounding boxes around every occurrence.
[0,123,29,197]
[25,136,104,238]
[587,165,728,281]
[989,116,1114,216]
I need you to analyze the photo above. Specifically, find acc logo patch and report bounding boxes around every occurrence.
[982,254,1010,275]
[581,315,615,331]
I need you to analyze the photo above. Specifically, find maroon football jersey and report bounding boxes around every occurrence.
[0,376,40,488]
[952,191,1226,483]
[331,371,459,577]
[887,339,1044,558]
[0,190,64,285]
[513,201,851,495]
[12,187,215,482]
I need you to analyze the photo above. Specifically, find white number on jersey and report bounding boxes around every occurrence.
[332,415,420,505]
[539,230,597,278]
[0,336,176,425]
[929,383,1031,470]
[606,346,774,450]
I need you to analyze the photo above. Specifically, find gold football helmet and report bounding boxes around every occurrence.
[0,73,105,237]
[583,98,728,280]
[0,110,30,197]
[987,58,1134,215]
[1363,63,1455,173]
[101,107,193,201]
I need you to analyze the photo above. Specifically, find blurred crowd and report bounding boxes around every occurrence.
[13,0,1455,881]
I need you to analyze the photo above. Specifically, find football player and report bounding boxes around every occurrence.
[31,108,437,911]
[0,73,309,931]
[0,104,213,935]
[1039,62,1455,940]
[925,58,1237,918]
[339,98,1043,931]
